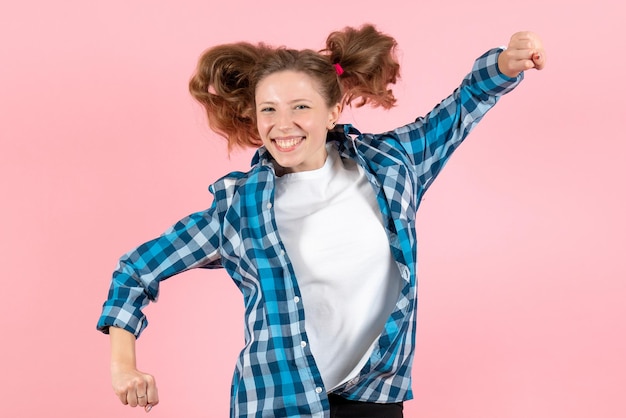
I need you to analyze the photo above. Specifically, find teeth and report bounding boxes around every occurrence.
[274,137,303,148]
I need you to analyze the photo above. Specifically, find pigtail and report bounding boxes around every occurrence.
[188,24,400,151]
[189,43,267,150]
[323,24,400,109]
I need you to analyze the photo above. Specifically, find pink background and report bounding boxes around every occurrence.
[1,1,624,417]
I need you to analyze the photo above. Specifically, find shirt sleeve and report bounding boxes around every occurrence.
[96,199,223,338]
[394,47,523,191]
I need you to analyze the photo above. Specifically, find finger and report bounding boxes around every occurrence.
[508,35,536,52]
[505,47,535,61]
[137,393,148,408]
[510,31,541,44]
[146,377,159,407]
[118,390,129,406]
[499,49,534,77]
[509,40,534,52]
[510,51,544,73]
[532,51,546,70]
[136,380,148,407]
[126,387,139,408]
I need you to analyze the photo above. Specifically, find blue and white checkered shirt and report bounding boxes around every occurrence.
[98,48,522,417]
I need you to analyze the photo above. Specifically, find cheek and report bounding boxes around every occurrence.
[309,117,330,136]
[256,119,268,135]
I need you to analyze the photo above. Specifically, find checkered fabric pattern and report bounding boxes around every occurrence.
[98,48,522,417]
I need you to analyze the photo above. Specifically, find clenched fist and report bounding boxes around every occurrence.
[498,31,546,78]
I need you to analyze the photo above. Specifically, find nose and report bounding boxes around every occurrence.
[276,110,294,131]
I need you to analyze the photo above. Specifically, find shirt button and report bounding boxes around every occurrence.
[315,387,323,394]
[293,296,300,303]
[300,341,307,348]
[266,202,273,209]
[280,249,286,256]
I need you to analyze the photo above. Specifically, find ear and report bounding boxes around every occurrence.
[327,102,342,129]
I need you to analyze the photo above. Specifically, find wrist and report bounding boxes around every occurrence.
[109,326,138,370]
[497,49,520,79]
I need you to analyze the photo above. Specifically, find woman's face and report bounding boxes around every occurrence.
[255,70,340,174]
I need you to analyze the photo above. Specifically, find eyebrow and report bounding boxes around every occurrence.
[256,98,313,106]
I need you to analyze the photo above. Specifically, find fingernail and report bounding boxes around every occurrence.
[145,404,153,413]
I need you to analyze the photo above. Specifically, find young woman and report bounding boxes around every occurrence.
[97,24,546,418]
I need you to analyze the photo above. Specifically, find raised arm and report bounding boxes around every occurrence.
[392,32,545,192]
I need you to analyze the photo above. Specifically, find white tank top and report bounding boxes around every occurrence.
[274,145,402,390]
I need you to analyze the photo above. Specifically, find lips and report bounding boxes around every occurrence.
[273,136,304,151]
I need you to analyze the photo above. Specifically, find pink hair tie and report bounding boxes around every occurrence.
[333,63,344,76]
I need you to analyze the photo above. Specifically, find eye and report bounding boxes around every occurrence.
[259,106,275,113]
[294,104,310,110]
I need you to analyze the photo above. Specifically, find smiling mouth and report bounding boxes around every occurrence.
[273,136,304,151]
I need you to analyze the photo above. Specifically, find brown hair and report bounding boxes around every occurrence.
[189,24,400,150]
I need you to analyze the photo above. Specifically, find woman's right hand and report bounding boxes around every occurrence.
[108,326,159,412]
[112,365,159,412]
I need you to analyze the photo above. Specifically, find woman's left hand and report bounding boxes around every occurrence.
[498,31,546,78]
